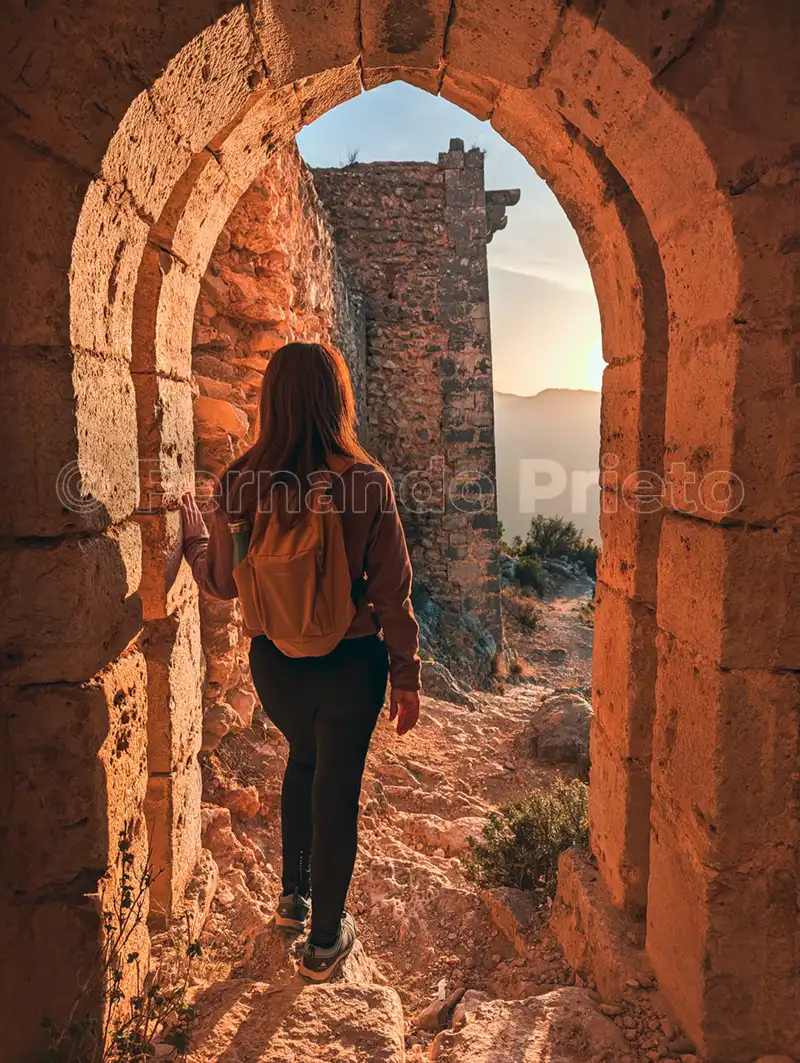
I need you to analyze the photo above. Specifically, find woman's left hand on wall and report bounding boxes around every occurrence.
[181,492,209,543]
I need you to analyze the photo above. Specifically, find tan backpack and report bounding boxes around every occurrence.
[232,454,357,657]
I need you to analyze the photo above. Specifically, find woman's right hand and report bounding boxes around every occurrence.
[181,492,209,542]
[389,689,420,736]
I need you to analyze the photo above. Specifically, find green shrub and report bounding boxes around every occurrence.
[523,515,599,579]
[463,778,589,899]
[515,555,550,597]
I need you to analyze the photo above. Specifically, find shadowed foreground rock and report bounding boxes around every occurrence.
[186,979,405,1063]
[431,987,628,1062]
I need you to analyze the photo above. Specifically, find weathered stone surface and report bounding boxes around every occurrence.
[140,595,203,774]
[451,988,491,1028]
[132,246,201,380]
[0,347,139,536]
[588,720,652,914]
[551,849,652,1000]
[360,0,451,69]
[445,0,562,89]
[2,649,148,892]
[186,979,405,1062]
[421,659,478,709]
[431,987,628,1061]
[441,70,499,122]
[0,522,142,685]
[0,141,86,350]
[138,509,196,621]
[145,756,203,923]
[148,8,262,153]
[0,893,145,1063]
[588,581,657,910]
[179,847,219,934]
[402,812,485,858]
[250,0,360,86]
[101,88,194,221]
[591,583,657,761]
[0,650,151,1060]
[134,373,196,504]
[596,495,662,607]
[657,512,799,670]
[194,394,250,438]
[648,633,800,1059]
[482,887,540,958]
[71,178,150,360]
[294,63,362,125]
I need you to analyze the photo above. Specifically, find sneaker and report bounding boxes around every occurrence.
[275,888,311,932]
[298,912,357,982]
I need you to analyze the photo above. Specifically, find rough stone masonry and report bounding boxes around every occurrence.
[315,138,520,672]
[192,138,520,704]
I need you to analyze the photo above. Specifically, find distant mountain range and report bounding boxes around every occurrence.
[493,388,601,543]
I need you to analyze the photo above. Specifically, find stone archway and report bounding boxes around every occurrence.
[0,2,796,1060]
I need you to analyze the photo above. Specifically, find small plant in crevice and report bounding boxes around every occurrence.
[41,828,201,1063]
[463,778,589,901]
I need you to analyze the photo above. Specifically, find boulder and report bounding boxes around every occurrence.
[186,980,405,1063]
[527,692,592,767]
[431,988,628,1062]
[482,887,540,956]
[451,989,491,1028]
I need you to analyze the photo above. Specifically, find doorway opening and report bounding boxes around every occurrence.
[7,5,794,1061]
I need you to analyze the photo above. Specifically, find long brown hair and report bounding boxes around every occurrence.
[223,341,373,522]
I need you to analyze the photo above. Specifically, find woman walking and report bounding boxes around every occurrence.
[181,341,421,981]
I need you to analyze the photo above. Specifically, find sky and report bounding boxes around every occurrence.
[297,82,603,397]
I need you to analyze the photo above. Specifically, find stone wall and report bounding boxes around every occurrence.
[314,140,506,670]
[189,142,366,744]
[194,138,510,689]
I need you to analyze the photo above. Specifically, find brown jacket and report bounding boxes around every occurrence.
[183,462,421,691]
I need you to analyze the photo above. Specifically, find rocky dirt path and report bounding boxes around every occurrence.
[177,581,698,1062]
[511,575,594,693]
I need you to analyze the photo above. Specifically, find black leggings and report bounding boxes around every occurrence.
[249,633,389,944]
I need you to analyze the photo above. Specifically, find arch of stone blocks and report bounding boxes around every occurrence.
[0,2,796,1060]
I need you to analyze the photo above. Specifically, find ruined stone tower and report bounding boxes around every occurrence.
[315,139,521,664]
[1,3,797,1060]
